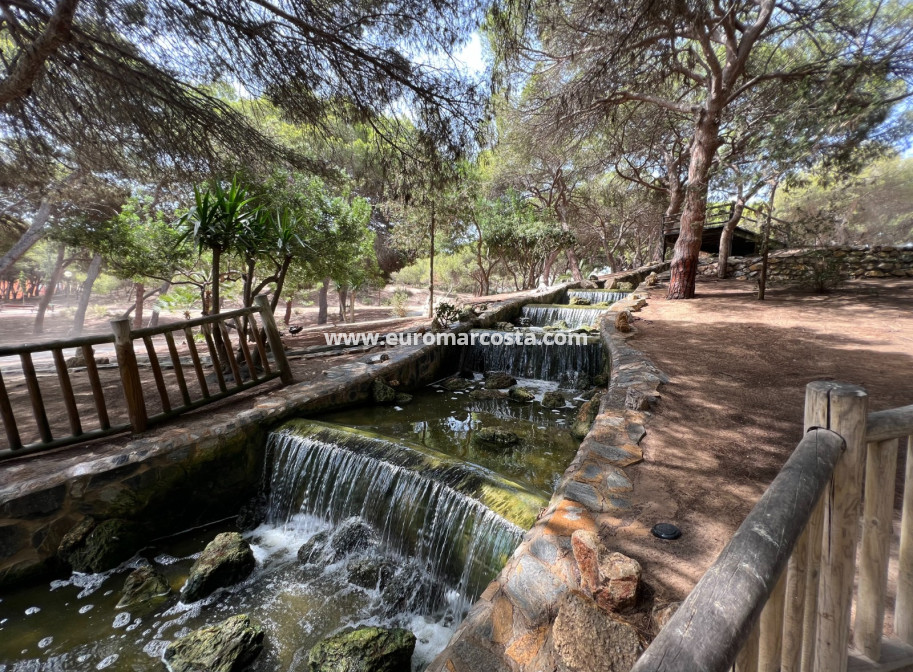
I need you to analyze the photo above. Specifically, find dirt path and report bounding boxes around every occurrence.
[607,276,913,615]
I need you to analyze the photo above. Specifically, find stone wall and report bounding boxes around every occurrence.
[0,284,573,588]
[698,245,913,282]
[428,267,667,672]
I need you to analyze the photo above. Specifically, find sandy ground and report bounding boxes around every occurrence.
[608,276,913,621]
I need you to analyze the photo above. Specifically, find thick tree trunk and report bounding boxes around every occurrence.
[149,281,171,328]
[284,299,293,325]
[668,111,721,299]
[717,200,745,279]
[34,244,66,334]
[133,281,144,329]
[654,173,686,262]
[0,199,53,277]
[541,249,561,286]
[428,205,435,318]
[317,278,329,325]
[72,254,102,334]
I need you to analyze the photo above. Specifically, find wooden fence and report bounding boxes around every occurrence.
[0,295,292,459]
[632,381,913,672]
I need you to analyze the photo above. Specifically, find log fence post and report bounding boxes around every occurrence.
[111,317,147,433]
[254,295,293,384]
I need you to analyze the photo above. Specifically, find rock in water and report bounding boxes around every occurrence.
[347,556,396,590]
[484,371,517,389]
[508,386,535,403]
[441,376,471,391]
[58,518,140,573]
[182,532,255,603]
[541,391,566,409]
[330,518,376,559]
[469,388,507,400]
[394,392,413,405]
[572,392,603,440]
[117,565,171,609]
[164,614,264,672]
[372,378,397,404]
[569,296,591,305]
[473,427,520,449]
[306,626,416,672]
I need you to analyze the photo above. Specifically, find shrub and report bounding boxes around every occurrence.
[434,302,460,326]
[799,256,846,293]
[391,288,410,317]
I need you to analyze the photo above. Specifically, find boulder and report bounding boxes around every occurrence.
[508,386,535,403]
[330,518,376,559]
[571,530,641,612]
[297,530,331,565]
[347,556,396,590]
[469,389,507,401]
[616,282,634,291]
[541,391,566,409]
[441,376,471,391]
[572,392,603,440]
[473,427,520,449]
[59,518,140,573]
[543,320,570,332]
[494,321,516,331]
[569,297,591,306]
[484,372,517,389]
[306,626,415,672]
[552,591,641,672]
[182,532,256,603]
[458,308,475,323]
[372,378,397,404]
[116,565,171,609]
[514,317,532,327]
[592,373,609,388]
[394,392,413,405]
[379,562,439,616]
[645,272,658,286]
[163,613,264,672]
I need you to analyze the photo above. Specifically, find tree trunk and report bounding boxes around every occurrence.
[717,200,745,278]
[757,180,780,301]
[349,289,356,322]
[133,281,144,329]
[428,204,435,318]
[72,253,103,334]
[210,246,221,315]
[34,244,65,334]
[668,111,721,299]
[541,249,561,287]
[337,286,348,321]
[0,198,53,277]
[654,166,686,262]
[317,278,329,325]
[149,281,171,328]
[284,299,293,325]
[243,257,255,307]
[270,255,293,313]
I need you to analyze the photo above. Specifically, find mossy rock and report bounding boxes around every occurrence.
[616,282,634,291]
[117,565,171,610]
[508,386,535,403]
[541,391,566,409]
[569,297,591,306]
[182,532,255,603]
[484,372,517,389]
[572,391,603,440]
[164,613,264,672]
[59,518,140,573]
[346,556,396,590]
[306,626,415,672]
[469,388,507,401]
[473,427,520,448]
[372,378,397,404]
[394,392,413,405]
[441,376,471,391]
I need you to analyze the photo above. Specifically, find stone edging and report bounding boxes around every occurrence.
[427,264,669,672]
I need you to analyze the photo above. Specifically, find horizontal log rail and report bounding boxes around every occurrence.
[0,295,292,460]
[633,382,913,672]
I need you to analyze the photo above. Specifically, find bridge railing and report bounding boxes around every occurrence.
[0,295,292,459]
[632,381,913,672]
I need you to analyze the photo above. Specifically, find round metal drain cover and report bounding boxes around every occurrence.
[651,523,681,540]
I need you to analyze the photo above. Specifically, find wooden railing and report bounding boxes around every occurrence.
[0,295,292,459]
[633,381,913,672]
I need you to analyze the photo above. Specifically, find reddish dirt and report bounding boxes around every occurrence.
[608,276,913,620]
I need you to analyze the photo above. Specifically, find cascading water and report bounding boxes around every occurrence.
[264,420,545,617]
[521,304,611,329]
[463,330,604,385]
[566,289,630,304]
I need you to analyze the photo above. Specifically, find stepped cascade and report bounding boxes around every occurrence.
[521,304,610,329]
[565,289,631,304]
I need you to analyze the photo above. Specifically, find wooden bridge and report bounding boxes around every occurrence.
[0,295,292,459]
[633,382,913,672]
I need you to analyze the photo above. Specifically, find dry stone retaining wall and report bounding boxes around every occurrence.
[428,265,668,672]
[698,245,913,282]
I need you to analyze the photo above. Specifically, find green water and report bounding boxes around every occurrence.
[321,376,584,494]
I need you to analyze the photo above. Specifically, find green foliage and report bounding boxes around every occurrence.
[797,256,847,294]
[390,288,410,317]
[434,302,461,326]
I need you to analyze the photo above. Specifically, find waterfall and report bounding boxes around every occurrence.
[464,331,604,385]
[521,304,610,329]
[566,289,630,304]
[263,420,545,614]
